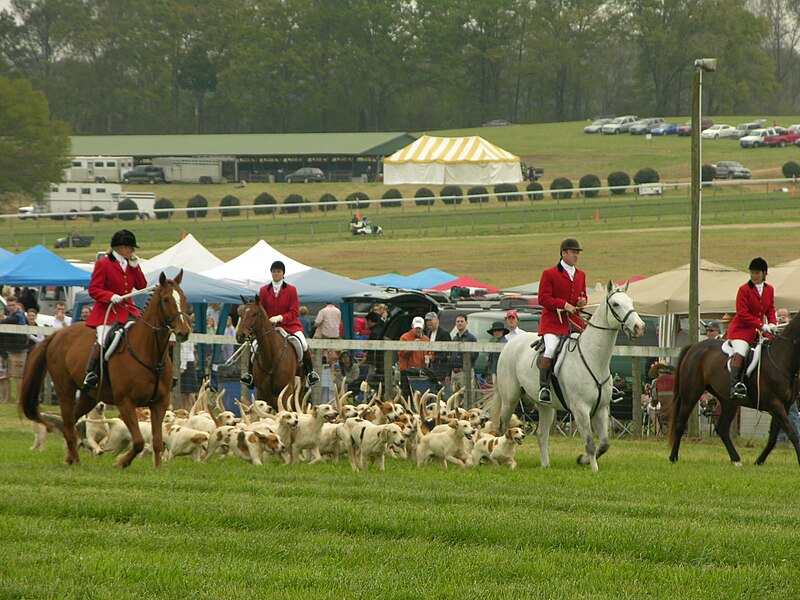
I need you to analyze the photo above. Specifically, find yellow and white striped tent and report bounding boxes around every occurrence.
[382,135,522,185]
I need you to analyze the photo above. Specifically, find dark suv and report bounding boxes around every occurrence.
[286,167,325,183]
[123,165,166,184]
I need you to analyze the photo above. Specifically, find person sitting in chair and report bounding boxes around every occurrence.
[727,257,777,400]
[240,260,319,388]
[83,229,147,389]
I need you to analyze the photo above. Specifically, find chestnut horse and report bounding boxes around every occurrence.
[669,314,800,466]
[236,296,302,411]
[19,271,191,467]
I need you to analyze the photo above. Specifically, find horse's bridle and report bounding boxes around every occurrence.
[241,304,287,378]
[582,290,637,334]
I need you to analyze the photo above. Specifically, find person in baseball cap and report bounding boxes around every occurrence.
[412,316,425,329]
[504,309,525,341]
[705,320,722,339]
[398,316,432,398]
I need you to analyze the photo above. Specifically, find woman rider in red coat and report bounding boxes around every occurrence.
[240,260,320,388]
[727,257,777,400]
[83,229,147,389]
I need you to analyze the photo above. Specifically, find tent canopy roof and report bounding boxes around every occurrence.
[285,268,374,303]
[384,135,519,164]
[200,239,310,287]
[0,245,91,286]
[427,275,499,294]
[140,233,223,274]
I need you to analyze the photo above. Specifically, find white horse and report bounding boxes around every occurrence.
[489,281,645,471]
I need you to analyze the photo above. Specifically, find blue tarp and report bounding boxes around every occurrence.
[286,268,374,303]
[74,266,258,306]
[0,245,91,286]
[360,268,456,290]
[0,248,13,263]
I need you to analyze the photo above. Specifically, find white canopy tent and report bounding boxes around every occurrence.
[383,135,523,186]
[139,233,223,275]
[200,239,310,288]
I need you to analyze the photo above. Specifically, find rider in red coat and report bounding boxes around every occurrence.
[240,260,319,388]
[727,257,777,399]
[83,229,147,389]
[536,237,588,403]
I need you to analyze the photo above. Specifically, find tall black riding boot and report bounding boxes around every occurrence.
[730,354,747,400]
[303,350,320,386]
[82,343,102,389]
[538,356,554,404]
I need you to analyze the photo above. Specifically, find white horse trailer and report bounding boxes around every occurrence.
[151,157,226,183]
[42,183,156,219]
[66,156,135,183]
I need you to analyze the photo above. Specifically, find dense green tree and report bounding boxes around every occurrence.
[0,75,70,202]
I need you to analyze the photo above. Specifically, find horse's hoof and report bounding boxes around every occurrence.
[732,461,743,468]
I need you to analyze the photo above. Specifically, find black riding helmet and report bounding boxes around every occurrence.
[270,260,286,273]
[748,257,768,273]
[110,229,138,248]
[560,237,582,253]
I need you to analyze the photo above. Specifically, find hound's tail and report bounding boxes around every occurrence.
[19,336,53,424]
[668,345,691,448]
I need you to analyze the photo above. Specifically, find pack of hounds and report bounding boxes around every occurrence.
[30,381,526,471]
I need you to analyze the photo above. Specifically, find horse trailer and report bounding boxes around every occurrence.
[66,156,135,183]
[37,183,156,219]
[151,156,228,183]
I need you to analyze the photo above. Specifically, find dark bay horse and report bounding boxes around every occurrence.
[20,271,191,467]
[669,316,800,466]
[236,296,302,411]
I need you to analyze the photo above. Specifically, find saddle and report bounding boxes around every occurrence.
[102,321,136,362]
[250,328,303,363]
[720,340,762,377]
[531,333,577,378]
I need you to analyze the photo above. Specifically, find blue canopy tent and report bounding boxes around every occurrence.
[0,245,91,286]
[359,268,457,290]
[0,248,13,263]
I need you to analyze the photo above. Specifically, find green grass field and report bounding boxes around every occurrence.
[1,404,798,598]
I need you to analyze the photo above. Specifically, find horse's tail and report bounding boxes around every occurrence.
[19,335,53,424]
[668,345,692,448]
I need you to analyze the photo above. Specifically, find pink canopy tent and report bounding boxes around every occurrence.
[427,275,499,294]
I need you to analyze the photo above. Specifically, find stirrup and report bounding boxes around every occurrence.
[240,373,254,389]
[83,371,99,390]
[538,387,551,404]
[732,382,747,398]
[611,386,625,403]
[306,371,320,387]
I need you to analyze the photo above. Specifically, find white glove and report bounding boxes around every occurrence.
[110,294,123,304]
[762,323,778,334]
[269,315,283,324]
[127,253,139,268]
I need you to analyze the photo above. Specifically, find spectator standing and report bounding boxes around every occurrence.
[503,310,526,341]
[398,316,432,398]
[449,313,477,394]
[19,288,40,313]
[776,307,800,440]
[705,320,722,339]
[299,305,313,338]
[333,350,360,393]
[221,315,236,362]
[0,296,27,403]
[206,303,221,329]
[314,302,342,339]
[51,301,72,330]
[26,308,45,348]
[179,335,198,411]
[360,311,386,382]
[79,305,92,322]
[424,311,451,383]
[484,320,509,383]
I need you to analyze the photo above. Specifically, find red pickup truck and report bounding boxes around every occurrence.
[764,127,800,147]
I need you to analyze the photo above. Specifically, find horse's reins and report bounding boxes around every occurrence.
[96,284,157,392]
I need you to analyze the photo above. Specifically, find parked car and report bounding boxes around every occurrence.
[629,117,664,135]
[701,124,736,139]
[54,232,94,248]
[740,128,780,148]
[677,118,714,136]
[601,115,639,134]
[764,128,800,147]
[482,119,514,127]
[730,121,763,139]
[713,161,751,179]
[584,118,613,133]
[122,165,166,184]
[651,123,678,136]
[286,167,325,183]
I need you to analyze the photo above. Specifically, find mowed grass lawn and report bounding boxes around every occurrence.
[1,404,798,598]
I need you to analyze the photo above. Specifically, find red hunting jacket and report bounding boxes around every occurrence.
[258,281,302,334]
[537,263,587,336]
[727,281,776,343]
[86,254,147,327]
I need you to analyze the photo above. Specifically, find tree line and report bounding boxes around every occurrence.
[0,0,799,137]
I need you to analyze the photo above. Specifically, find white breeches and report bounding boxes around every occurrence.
[96,325,110,346]
[730,339,750,357]
[292,330,308,352]
[543,334,561,359]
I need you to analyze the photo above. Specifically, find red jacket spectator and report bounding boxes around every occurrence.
[537,263,587,336]
[398,329,432,371]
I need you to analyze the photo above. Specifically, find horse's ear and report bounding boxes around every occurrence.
[174,269,183,284]
[240,295,248,304]
[622,279,630,292]
[606,279,614,293]
[159,271,167,286]
[253,294,259,304]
